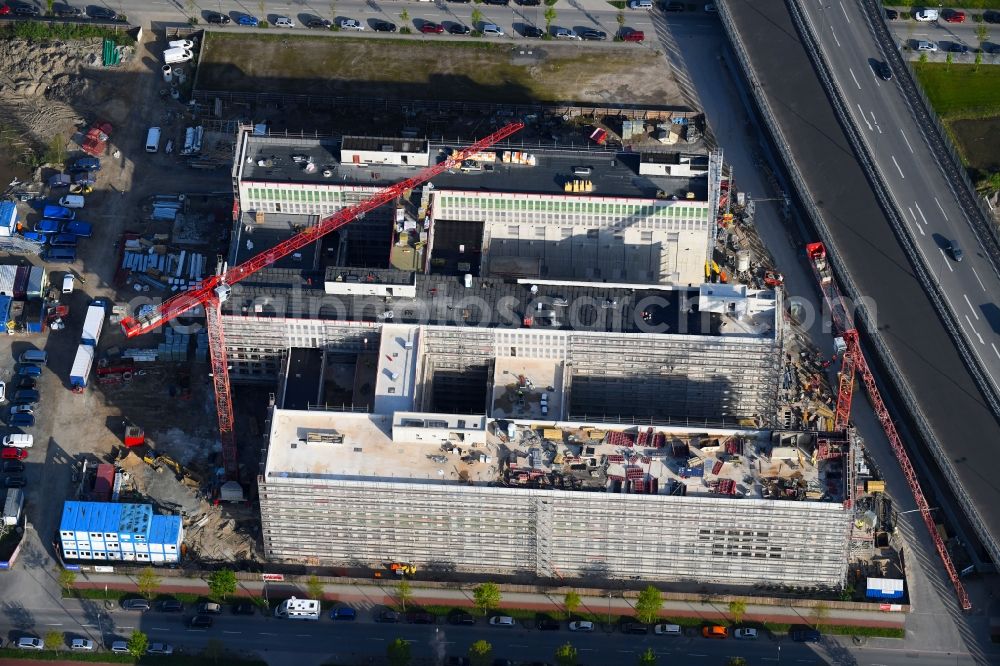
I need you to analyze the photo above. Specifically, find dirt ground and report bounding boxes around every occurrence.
[198,34,683,106]
[949,117,1000,178]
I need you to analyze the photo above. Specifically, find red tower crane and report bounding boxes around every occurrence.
[806,242,971,611]
[120,122,525,482]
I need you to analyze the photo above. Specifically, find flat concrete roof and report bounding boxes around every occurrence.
[264,411,844,503]
[373,324,419,415]
[233,212,320,270]
[240,135,708,201]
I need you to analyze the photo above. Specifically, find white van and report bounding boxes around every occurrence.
[163,47,193,64]
[62,273,75,293]
[146,127,161,153]
[168,39,194,50]
[59,195,85,209]
[2,434,33,448]
[628,0,653,8]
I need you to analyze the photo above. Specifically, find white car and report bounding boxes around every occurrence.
[70,638,95,650]
[914,9,939,22]
[552,27,580,40]
[17,637,44,650]
[568,620,594,632]
[482,23,505,36]
[916,40,939,52]
[167,39,194,50]
[734,628,759,640]
[148,643,174,655]
[0,381,5,403]
[111,641,129,653]
[274,16,294,28]
[489,615,515,626]
[340,18,364,31]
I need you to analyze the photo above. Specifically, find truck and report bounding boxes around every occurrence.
[163,47,193,64]
[42,204,74,220]
[70,344,94,389]
[82,302,106,345]
[2,488,24,526]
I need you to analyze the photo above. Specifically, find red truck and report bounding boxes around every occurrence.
[81,121,113,157]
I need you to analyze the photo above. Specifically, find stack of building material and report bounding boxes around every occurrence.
[157,326,191,362]
[152,196,184,221]
[195,331,208,362]
[122,348,158,362]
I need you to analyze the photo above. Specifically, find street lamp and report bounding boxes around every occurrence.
[777,644,781,665]
[607,592,612,626]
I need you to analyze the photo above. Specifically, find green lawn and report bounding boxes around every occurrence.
[913,62,1000,119]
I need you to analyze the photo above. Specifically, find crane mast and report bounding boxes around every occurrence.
[120,123,524,484]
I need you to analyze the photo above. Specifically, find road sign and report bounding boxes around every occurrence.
[261,573,284,582]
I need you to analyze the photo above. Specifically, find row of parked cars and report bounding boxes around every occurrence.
[0,3,120,20]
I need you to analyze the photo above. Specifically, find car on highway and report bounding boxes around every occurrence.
[875,60,892,81]
[702,625,728,639]
[620,28,645,42]
[188,615,213,628]
[4,476,27,488]
[330,605,357,620]
[9,413,34,428]
[306,18,332,29]
[147,643,174,655]
[372,20,397,32]
[945,239,964,262]
[87,7,117,20]
[579,29,607,41]
[237,14,258,27]
[449,23,471,35]
[914,9,938,21]
[122,598,150,611]
[448,611,476,625]
[552,27,580,39]
[734,627,758,640]
[482,23,505,36]
[54,4,82,17]
[11,390,39,406]
[884,8,898,20]
[943,10,965,23]
[70,638,95,650]
[376,609,401,623]
[232,602,257,615]
[789,627,821,642]
[158,599,183,612]
[340,18,364,31]
[420,22,444,34]
[521,25,544,38]
[205,11,231,24]
[17,636,43,649]
[2,447,28,460]
[568,620,594,632]
[916,40,938,52]
[489,615,515,627]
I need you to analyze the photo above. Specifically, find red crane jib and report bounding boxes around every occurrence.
[120,122,525,338]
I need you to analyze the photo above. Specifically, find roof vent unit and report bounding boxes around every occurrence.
[306,431,345,445]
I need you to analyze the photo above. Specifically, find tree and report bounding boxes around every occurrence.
[127,630,148,658]
[208,568,237,600]
[468,639,492,666]
[544,6,557,34]
[919,51,929,64]
[473,582,502,616]
[563,590,581,619]
[471,7,484,28]
[634,585,662,624]
[554,642,578,666]
[616,11,625,30]
[306,575,325,602]
[44,630,63,651]
[387,638,411,666]
[976,23,989,47]
[136,567,162,600]
[58,568,77,593]
[811,602,830,630]
[400,8,410,25]
[637,648,657,666]
[728,599,746,625]
[975,49,983,70]
[397,578,413,612]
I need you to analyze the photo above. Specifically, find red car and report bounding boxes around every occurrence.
[2,447,27,460]
[420,22,444,33]
[621,29,645,42]
[944,10,966,23]
[0,4,9,15]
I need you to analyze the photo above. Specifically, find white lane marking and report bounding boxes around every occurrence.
[858,104,873,130]
[891,155,905,178]
[261,632,279,636]
[223,630,242,634]
[914,202,928,225]
[965,315,985,344]
[971,265,986,291]
[510,644,529,648]
[908,207,917,222]
[688,654,708,658]
[900,129,914,153]
[934,196,949,220]
[46,623,63,626]
[840,0,851,22]
[850,67,861,89]
[916,223,925,236]
[964,293,979,319]
[940,248,954,270]
[831,26,842,47]
[151,626,170,631]
[992,343,1000,360]
[295,634,312,637]
[120,626,133,630]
